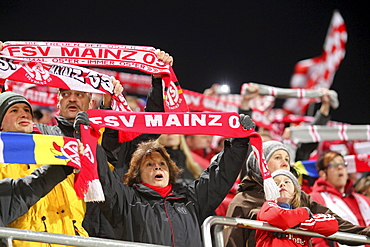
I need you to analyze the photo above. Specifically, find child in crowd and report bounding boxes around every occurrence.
[256,169,338,247]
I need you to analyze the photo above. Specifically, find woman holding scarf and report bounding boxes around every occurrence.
[96,114,255,246]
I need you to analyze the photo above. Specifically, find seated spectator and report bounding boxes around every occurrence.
[310,151,370,246]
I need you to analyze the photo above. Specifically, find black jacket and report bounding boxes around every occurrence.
[98,137,250,246]
[34,77,164,239]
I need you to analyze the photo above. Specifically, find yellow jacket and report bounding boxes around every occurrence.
[0,163,88,246]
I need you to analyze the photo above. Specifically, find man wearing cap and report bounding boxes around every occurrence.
[0,91,75,246]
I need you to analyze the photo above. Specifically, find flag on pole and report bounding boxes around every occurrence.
[283,10,347,115]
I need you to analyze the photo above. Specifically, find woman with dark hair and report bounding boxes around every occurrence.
[97,115,255,246]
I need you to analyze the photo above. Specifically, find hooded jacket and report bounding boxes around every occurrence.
[310,177,370,247]
[310,177,370,226]
[98,137,250,247]
[225,174,370,247]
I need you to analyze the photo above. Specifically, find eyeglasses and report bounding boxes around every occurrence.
[327,162,348,169]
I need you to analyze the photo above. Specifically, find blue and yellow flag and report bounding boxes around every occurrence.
[0,132,81,168]
[295,160,319,178]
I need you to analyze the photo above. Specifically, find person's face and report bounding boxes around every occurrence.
[186,135,212,149]
[324,155,348,190]
[140,151,170,187]
[58,90,92,121]
[158,134,181,149]
[1,103,33,133]
[274,175,295,204]
[267,150,290,173]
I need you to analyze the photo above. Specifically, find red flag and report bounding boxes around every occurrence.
[283,10,347,115]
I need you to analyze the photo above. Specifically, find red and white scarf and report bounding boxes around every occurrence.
[1,41,188,112]
[0,55,132,112]
[289,125,370,143]
[241,82,339,109]
[83,110,280,200]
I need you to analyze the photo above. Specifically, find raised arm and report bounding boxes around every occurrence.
[0,165,73,226]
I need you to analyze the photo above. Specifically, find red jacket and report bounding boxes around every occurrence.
[310,177,370,227]
[256,201,338,247]
[310,177,370,247]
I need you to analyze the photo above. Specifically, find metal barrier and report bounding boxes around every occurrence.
[0,227,168,247]
[202,216,370,247]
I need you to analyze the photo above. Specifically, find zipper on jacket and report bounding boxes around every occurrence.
[72,220,80,236]
[163,198,175,247]
[163,196,187,247]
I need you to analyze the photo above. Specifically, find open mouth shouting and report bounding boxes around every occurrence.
[66,103,80,112]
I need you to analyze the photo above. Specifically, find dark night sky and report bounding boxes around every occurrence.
[1,1,369,124]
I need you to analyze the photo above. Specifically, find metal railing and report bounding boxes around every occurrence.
[202,216,370,247]
[2,217,369,247]
[0,227,168,247]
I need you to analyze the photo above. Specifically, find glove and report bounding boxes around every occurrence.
[273,232,288,239]
[239,114,255,130]
[73,111,90,139]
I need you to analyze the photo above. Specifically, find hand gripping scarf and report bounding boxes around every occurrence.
[1,41,188,112]
[241,82,339,110]
[82,110,280,201]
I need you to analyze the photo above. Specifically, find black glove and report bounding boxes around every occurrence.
[239,114,255,130]
[273,231,288,238]
[73,111,90,139]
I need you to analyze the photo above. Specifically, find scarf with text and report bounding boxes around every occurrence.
[1,41,188,112]
[0,55,131,112]
[83,109,280,200]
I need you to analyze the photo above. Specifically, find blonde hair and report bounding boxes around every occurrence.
[290,186,301,209]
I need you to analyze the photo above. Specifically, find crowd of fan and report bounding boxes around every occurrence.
[0,42,369,247]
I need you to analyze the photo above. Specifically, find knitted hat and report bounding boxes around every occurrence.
[0,92,33,125]
[245,141,291,182]
[271,169,301,192]
[263,140,290,163]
